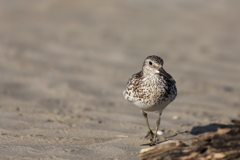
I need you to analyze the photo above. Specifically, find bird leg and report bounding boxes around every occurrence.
[141,113,162,146]
[150,113,161,145]
[142,111,154,141]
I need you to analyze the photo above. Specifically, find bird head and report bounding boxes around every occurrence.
[142,55,175,83]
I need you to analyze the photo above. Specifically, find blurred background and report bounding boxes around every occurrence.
[0,0,240,159]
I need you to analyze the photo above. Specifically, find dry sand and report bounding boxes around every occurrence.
[0,0,240,159]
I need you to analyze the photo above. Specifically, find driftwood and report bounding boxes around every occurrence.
[140,120,240,160]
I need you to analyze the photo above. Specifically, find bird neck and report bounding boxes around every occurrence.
[142,70,158,78]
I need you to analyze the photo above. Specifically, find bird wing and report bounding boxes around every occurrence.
[123,71,142,102]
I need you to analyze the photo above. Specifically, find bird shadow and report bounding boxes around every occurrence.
[190,123,236,135]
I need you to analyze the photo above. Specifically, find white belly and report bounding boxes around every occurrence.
[133,100,170,113]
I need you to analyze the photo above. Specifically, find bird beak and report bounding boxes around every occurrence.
[159,68,176,83]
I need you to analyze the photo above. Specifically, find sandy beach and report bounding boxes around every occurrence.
[0,1,240,159]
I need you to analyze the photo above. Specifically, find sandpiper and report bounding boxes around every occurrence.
[123,55,177,145]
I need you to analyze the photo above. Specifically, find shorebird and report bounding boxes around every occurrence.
[123,55,177,145]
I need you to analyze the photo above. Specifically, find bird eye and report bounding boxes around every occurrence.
[149,61,152,65]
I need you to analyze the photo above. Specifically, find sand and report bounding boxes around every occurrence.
[0,0,240,159]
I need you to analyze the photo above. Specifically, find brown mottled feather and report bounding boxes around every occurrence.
[123,55,177,113]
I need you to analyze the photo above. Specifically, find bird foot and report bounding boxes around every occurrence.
[141,133,160,146]
[143,130,154,141]
[140,139,158,146]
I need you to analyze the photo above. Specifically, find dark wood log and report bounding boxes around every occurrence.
[140,120,240,160]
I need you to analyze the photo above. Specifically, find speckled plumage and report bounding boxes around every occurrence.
[123,55,177,113]
[123,55,177,145]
